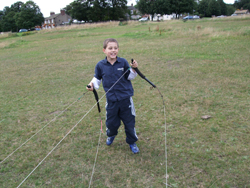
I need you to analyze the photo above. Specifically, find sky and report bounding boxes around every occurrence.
[0,0,236,18]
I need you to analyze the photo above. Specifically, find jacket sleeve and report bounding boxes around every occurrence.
[127,68,137,80]
[92,63,102,89]
[91,77,101,90]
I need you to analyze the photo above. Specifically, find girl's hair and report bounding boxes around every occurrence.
[103,38,119,49]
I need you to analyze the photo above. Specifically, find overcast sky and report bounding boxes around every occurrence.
[1,0,236,18]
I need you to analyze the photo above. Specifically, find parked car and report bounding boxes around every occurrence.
[19,29,28,32]
[139,17,148,22]
[73,19,85,24]
[73,19,80,24]
[183,16,193,20]
[231,14,237,16]
[153,17,163,21]
[28,28,36,31]
[193,15,200,19]
[217,15,226,18]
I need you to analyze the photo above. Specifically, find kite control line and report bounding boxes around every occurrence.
[16,61,166,188]
[131,58,167,187]
[131,59,156,88]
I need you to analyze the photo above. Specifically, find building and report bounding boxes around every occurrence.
[127,4,140,20]
[148,13,177,21]
[43,10,72,29]
[234,9,249,15]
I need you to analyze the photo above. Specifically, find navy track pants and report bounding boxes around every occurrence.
[105,97,138,144]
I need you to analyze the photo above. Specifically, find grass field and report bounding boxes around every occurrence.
[0,17,250,187]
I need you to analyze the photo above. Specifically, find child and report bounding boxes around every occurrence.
[86,38,139,154]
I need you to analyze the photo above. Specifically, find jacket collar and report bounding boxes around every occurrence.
[105,56,121,65]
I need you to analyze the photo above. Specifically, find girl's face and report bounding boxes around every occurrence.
[103,42,119,62]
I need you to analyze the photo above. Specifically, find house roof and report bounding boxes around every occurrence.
[234,9,249,14]
[127,6,137,11]
[45,13,61,20]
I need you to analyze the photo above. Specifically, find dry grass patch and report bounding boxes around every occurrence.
[39,21,120,34]
[0,40,11,48]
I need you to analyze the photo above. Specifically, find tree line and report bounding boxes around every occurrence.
[234,0,250,10]
[64,0,247,22]
[0,1,44,32]
[1,0,250,32]
[64,0,128,22]
[136,0,240,19]
[197,0,250,17]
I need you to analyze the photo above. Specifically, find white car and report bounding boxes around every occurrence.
[193,15,200,19]
[217,15,226,18]
[139,17,148,22]
[73,19,80,24]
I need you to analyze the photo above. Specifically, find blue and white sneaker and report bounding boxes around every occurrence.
[106,136,115,146]
[129,143,139,154]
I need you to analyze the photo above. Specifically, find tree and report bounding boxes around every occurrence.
[0,11,3,32]
[1,10,18,32]
[64,0,92,21]
[91,0,109,21]
[106,0,128,20]
[198,0,209,17]
[0,1,43,32]
[226,4,235,15]
[155,0,171,15]
[170,0,194,19]
[218,0,227,15]
[65,0,127,21]
[243,2,250,10]
[14,1,44,29]
[0,2,24,32]
[137,0,171,20]
[193,1,199,14]
[137,0,159,20]
[207,0,221,16]
[10,1,24,13]
[137,0,152,16]
[245,3,250,10]
[234,0,250,9]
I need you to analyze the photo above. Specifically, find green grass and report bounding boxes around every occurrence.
[0,17,250,187]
